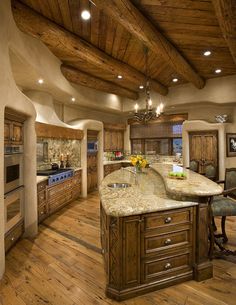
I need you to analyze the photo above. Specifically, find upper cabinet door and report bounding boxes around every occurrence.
[4,120,11,144]
[12,121,23,145]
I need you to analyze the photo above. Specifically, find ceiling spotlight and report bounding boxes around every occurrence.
[215,69,222,74]
[71,97,75,102]
[38,78,44,84]
[172,78,178,83]
[139,85,144,89]
[117,75,123,79]
[203,50,211,56]
[81,10,91,20]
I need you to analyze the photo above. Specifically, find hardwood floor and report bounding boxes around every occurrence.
[1,192,236,305]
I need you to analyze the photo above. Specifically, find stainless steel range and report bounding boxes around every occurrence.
[37,168,74,186]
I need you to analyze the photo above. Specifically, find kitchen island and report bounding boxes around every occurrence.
[99,165,222,301]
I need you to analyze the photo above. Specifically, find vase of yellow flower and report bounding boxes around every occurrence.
[130,155,147,173]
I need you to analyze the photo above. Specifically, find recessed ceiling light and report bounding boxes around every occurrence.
[81,10,91,20]
[139,85,144,89]
[172,78,178,83]
[117,75,123,79]
[203,50,211,56]
[71,97,75,102]
[38,78,44,84]
[215,69,222,74]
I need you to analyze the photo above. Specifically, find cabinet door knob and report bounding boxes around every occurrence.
[164,238,172,245]
[11,237,15,241]
[165,217,172,224]
[40,211,44,215]
[101,249,105,254]
[164,263,171,270]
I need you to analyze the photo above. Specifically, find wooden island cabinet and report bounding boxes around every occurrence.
[37,169,82,223]
[99,164,222,300]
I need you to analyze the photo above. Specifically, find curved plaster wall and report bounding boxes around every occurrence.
[182,120,226,180]
[0,0,38,279]
[69,120,104,198]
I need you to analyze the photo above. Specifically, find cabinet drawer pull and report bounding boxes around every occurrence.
[40,211,44,215]
[164,238,172,245]
[164,263,171,270]
[165,217,172,224]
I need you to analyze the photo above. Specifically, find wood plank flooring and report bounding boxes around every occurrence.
[1,192,236,305]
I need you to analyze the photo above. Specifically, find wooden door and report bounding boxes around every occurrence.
[189,131,218,177]
[87,153,98,193]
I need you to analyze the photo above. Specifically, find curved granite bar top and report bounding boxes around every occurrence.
[99,165,223,217]
[150,164,222,197]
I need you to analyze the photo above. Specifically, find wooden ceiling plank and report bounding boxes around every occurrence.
[69,0,82,36]
[136,0,213,11]
[12,0,168,96]
[61,64,139,100]
[57,0,73,32]
[104,17,117,55]
[47,0,63,25]
[90,2,100,47]
[211,0,236,65]
[92,0,205,89]
[80,0,91,41]
[98,11,108,51]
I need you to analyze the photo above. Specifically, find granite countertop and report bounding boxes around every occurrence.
[150,164,222,197]
[99,167,198,217]
[103,160,131,165]
[36,167,82,184]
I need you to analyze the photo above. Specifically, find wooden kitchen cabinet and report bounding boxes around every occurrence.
[4,119,23,145]
[37,170,82,223]
[104,130,124,151]
[104,123,125,152]
[5,219,24,253]
[101,206,197,300]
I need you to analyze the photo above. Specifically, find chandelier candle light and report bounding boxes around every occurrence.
[134,48,164,124]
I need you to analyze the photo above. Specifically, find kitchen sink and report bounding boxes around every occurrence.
[107,183,131,189]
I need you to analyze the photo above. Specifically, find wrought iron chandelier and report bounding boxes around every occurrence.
[133,49,164,124]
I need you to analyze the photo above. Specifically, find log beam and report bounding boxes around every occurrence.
[211,0,236,65]
[93,0,205,89]
[11,0,168,96]
[61,65,138,100]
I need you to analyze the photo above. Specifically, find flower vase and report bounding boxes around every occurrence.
[135,166,142,174]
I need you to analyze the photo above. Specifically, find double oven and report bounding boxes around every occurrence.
[4,145,24,232]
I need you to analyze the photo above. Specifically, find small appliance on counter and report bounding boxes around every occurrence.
[87,140,98,153]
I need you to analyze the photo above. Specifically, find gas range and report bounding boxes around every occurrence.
[37,168,74,186]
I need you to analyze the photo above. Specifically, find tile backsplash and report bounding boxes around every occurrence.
[37,138,81,169]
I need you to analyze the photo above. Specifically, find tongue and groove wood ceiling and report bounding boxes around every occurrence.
[12,0,236,100]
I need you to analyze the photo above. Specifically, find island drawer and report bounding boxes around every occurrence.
[142,227,192,257]
[141,250,192,283]
[142,208,193,232]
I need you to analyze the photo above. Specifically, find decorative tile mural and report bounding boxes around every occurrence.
[37,138,81,169]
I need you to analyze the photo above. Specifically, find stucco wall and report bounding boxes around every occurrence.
[54,102,127,124]
[0,0,38,278]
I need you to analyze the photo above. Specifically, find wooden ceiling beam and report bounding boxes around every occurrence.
[92,0,205,89]
[211,0,236,65]
[12,0,168,96]
[61,64,138,100]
